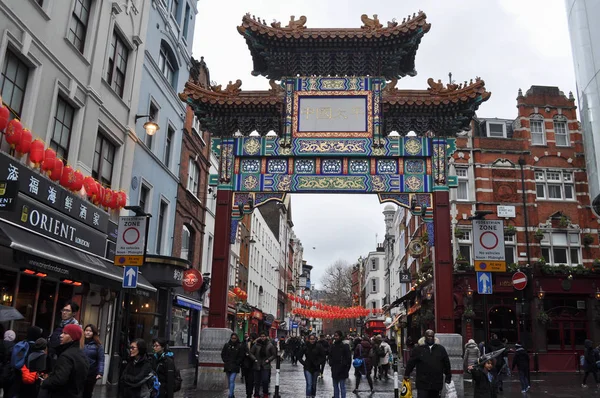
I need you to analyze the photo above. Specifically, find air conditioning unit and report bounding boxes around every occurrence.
[577,300,586,310]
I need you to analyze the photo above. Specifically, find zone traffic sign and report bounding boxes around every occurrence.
[114,216,147,266]
[473,219,506,272]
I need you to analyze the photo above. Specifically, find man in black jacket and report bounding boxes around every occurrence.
[329,330,351,398]
[299,334,326,398]
[40,324,89,398]
[221,333,245,398]
[403,330,451,398]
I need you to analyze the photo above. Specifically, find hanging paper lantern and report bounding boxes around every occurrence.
[15,128,32,156]
[102,188,113,208]
[49,159,63,181]
[29,139,45,166]
[71,170,84,192]
[83,176,98,200]
[0,106,9,131]
[233,287,241,296]
[59,165,74,189]
[5,119,22,147]
[109,190,118,209]
[41,148,56,172]
[116,191,127,209]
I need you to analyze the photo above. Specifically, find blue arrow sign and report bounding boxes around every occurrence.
[123,266,138,289]
[477,271,492,295]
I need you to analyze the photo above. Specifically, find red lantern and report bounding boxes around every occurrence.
[29,139,44,166]
[233,287,241,296]
[83,176,98,199]
[15,128,32,156]
[0,106,9,131]
[94,184,104,206]
[5,119,22,147]
[49,159,63,181]
[41,148,56,172]
[109,190,118,209]
[102,188,113,208]
[59,165,75,189]
[71,170,84,192]
[116,191,127,209]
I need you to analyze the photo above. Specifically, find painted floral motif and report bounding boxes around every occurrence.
[322,159,342,174]
[405,176,423,192]
[298,140,367,154]
[349,159,369,174]
[240,159,261,173]
[404,137,422,155]
[405,159,425,174]
[243,175,259,190]
[243,137,261,155]
[377,159,397,174]
[295,159,315,174]
[297,176,366,190]
[267,159,287,174]
[371,175,386,192]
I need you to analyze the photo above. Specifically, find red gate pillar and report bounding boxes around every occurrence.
[433,190,454,333]
[208,189,233,328]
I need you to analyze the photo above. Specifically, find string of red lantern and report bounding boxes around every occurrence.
[232,287,248,301]
[286,293,385,319]
[0,99,127,211]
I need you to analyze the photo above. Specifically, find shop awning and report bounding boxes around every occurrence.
[175,295,203,311]
[0,221,156,292]
[388,289,416,311]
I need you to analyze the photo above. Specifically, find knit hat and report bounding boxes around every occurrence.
[3,330,15,342]
[63,324,82,342]
[33,338,47,351]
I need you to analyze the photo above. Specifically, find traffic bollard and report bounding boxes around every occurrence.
[393,356,399,398]
[274,352,281,398]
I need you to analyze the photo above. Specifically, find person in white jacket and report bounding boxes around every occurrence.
[374,336,393,380]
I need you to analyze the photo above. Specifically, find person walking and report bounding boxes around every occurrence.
[48,301,79,372]
[82,324,105,398]
[221,333,245,398]
[298,334,326,398]
[39,324,89,398]
[19,337,48,398]
[463,339,481,378]
[241,333,258,398]
[486,334,506,393]
[511,342,530,393]
[377,336,392,381]
[582,339,600,388]
[468,358,497,398]
[352,336,374,394]
[118,338,154,398]
[370,337,381,381]
[0,330,15,397]
[328,330,351,398]
[404,329,452,398]
[153,337,177,398]
[317,335,330,379]
[250,331,277,398]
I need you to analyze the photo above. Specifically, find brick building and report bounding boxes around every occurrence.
[448,86,600,372]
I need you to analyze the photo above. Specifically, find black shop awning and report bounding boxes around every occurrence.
[0,221,156,292]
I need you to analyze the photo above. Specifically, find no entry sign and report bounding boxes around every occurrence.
[473,219,506,272]
[114,216,147,266]
[512,271,528,291]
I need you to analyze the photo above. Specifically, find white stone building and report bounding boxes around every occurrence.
[364,247,386,332]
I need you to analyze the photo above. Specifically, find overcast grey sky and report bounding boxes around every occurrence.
[193,0,576,288]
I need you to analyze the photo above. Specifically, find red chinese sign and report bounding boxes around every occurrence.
[182,269,203,292]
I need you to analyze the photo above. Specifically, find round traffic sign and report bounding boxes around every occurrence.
[512,271,527,290]
[480,231,499,250]
[122,227,141,245]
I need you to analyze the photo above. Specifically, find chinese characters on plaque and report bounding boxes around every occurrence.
[297,97,368,133]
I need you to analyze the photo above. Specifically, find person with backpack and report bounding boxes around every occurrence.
[48,301,80,372]
[352,336,374,394]
[298,333,326,398]
[376,336,392,381]
[119,338,155,398]
[152,337,179,398]
[0,330,15,397]
[82,324,105,398]
[328,330,351,398]
[19,337,48,397]
[370,337,382,381]
[9,326,43,397]
[221,333,245,398]
[39,324,89,398]
[582,339,600,388]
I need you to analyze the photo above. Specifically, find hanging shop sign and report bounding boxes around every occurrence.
[182,269,203,292]
[0,152,109,233]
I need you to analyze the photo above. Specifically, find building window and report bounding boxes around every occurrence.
[540,232,581,265]
[505,234,516,264]
[0,50,29,119]
[187,159,199,197]
[106,30,129,98]
[371,278,377,293]
[456,167,469,201]
[146,102,158,148]
[530,116,545,145]
[371,259,376,270]
[170,0,179,20]
[92,133,115,187]
[183,4,191,40]
[181,225,194,261]
[554,118,569,147]
[139,184,149,212]
[535,170,574,200]
[50,97,75,162]
[164,125,174,166]
[158,41,177,88]
[156,200,168,254]
[371,301,377,310]
[487,121,506,138]
[68,0,91,53]
[457,229,472,264]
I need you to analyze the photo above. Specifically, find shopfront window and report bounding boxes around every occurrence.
[0,270,16,307]
[127,293,157,343]
[171,306,191,347]
[14,274,39,339]
[35,280,58,337]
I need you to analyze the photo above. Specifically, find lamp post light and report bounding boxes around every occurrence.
[135,114,160,136]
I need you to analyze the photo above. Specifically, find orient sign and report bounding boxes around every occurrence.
[182,269,203,292]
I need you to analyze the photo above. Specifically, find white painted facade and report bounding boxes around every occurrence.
[364,249,386,319]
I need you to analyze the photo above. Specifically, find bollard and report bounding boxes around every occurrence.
[273,352,281,398]
[393,356,399,398]
[193,350,199,388]
[533,352,539,372]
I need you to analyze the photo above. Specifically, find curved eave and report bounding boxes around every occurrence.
[383,86,492,109]
[179,82,285,108]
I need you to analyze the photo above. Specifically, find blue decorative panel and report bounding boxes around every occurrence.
[426,221,435,247]
[322,159,342,174]
[404,175,424,192]
[377,159,397,174]
[348,159,369,174]
[240,159,261,173]
[293,138,371,156]
[267,159,287,174]
[405,159,425,174]
[295,159,315,174]
[242,137,262,156]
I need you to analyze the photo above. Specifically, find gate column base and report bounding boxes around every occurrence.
[437,333,465,397]
[197,328,232,391]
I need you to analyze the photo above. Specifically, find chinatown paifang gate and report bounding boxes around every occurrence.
[180,12,490,390]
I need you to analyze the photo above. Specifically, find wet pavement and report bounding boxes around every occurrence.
[95,361,600,397]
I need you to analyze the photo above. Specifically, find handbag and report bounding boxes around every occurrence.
[352,344,364,368]
[400,379,412,397]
